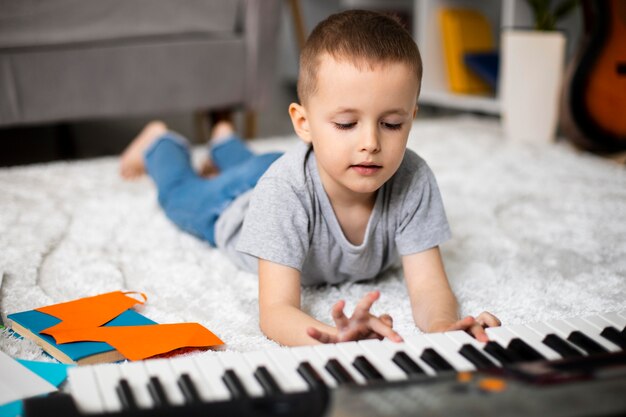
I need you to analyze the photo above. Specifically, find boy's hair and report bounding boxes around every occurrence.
[297,10,423,104]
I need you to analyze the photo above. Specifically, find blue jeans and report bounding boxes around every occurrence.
[144,132,282,246]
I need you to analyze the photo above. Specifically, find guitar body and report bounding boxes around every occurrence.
[561,0,626,152]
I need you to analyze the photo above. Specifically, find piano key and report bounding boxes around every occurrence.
[561,318,620,352]
[420,348,455,372]
[243,350,299,393]
[404,335,454,372]
[545,320,609,355]
[507,338,547,361]
[264,348,312,392]
[506,324,562,360]
[118,361,154,409]
[192,355,231,400]
[92,364,124,413]
[222,369,249,399]
[445,330,502,367]
[483,341,523,365]
[525,322,586,357]
[352,356,385,382]
[542,334,584,358]
[391,351,426,376]
[335,342,386,382]
[69,365,105,414]
[458,344,497,369]
[169,356,215,402]
[177,374,202,404]
[147,377,170,407]
[290,346,337,387]
[313,344,366,384]
[600,327,626,349]
[116,379,138,411]
[143,359,185,406]
[296,362,327,389]
[599,312,626,330]
[423,333,476,371]
[324,358,356,385]
[253,366,283,395]
[382,340,437,376]
[358,339,409,381]
[218,352,264,397]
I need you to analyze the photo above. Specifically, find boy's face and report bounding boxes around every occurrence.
[290,54,419,204]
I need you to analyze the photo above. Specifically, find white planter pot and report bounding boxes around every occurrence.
[500,30,566,143]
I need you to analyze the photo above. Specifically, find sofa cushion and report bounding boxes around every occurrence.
[0,0,241,49]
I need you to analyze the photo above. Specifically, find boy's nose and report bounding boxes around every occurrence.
[359,127,380,153]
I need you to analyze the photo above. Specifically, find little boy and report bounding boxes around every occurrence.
[120,10,500,346]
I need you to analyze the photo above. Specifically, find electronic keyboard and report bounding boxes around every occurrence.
[23,311,626,417]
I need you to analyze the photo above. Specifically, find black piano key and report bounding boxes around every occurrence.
[542,334,584,358]
[253,366,283,395]
[483,341,522,365]
[420,348,455,372]
[325,359,356,385]
[297,361,327,389]
[222,369,249,399]
[458,344,497,369]
[116,379,138,411]
[601,326,626,349]
[147,376,170,407]
[567,331,609,355]
[507,338,547,362]
[392,351,426,376]
[177,373,202,404]
[352,355,384,382]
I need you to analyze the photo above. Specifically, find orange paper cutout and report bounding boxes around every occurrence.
[37,291,146,336]
[48,323,224,361]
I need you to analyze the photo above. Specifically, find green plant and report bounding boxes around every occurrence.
[527,0,579,31]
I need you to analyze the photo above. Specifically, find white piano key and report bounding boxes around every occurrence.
[488,326,559,361]
[445,330,502,366]
[506,324,562,360]
[118,361,154,409]
[422,333,476,372]
[290,346,338,387]
[264,347,311,392]
[218,351,264,397]
[545,319,616,353]
[583,314,616,330]
[524,322,587,356]
[312,343,366,384]
[561,318,621,352]
[143,358,185,406]
[193,354,231,400]
[168,356,215,401]
[357,339,409,381]
[404,334,456,372]
[92,363,123,413]
[243,350,302,393]
[600,312,626,329]
[69,366,105,414]
[381,340,437,376]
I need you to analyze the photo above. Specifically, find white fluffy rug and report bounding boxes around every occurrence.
[1,116,625,361]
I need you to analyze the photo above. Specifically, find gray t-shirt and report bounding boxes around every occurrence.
[214,142,451,286]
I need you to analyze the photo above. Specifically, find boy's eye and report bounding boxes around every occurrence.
[382,122,402,130]
[334,122,356,130]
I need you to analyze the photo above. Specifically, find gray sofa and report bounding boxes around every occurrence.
[0,0,281,136]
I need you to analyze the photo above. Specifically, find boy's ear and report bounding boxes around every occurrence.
[289,103,312,144]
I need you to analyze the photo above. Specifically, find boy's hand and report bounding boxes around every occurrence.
[307,290,403,344]
[432,312,501,343]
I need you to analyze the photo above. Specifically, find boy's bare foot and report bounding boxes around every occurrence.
[119,121,167,180]
[199,120,236,178]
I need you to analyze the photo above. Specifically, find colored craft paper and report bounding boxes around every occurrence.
[48,323,224,361]
[8,309,156,362]
[38,291,146,336]
[0,351,57,407]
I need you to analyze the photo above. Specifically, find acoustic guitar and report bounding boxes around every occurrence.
[561,0,626,153]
